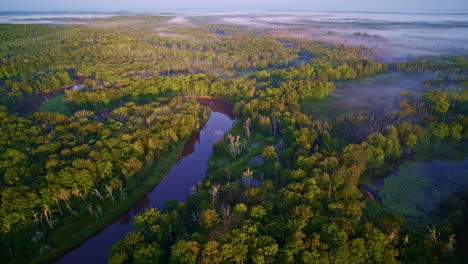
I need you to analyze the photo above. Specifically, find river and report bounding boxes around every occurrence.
[16,78,86,114]
[52,98,235,263]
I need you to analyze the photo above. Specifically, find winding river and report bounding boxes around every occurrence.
[17,77,86,114]
[50,98,235,263]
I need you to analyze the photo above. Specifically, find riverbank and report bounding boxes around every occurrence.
[16,75,89,115]
[30,107,211,264]
[38,143,184,263]
[185,96,237,119]
[46,97,236,264]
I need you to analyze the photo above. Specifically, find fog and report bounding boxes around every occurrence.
[0,13,114,24]
[303,72,435,120]
[211,12,468,62]
[167,16,191,25]
[1,11,467,61]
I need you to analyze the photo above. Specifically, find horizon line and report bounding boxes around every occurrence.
[1,9,468,15]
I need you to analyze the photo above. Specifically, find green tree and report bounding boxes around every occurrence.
[201,209,219,229]
[170,240,200,264]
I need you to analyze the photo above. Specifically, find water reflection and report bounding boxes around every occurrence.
[55,98,235,264]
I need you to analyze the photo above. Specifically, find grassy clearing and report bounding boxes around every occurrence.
[38,95,72,116]
[300,95,355,121]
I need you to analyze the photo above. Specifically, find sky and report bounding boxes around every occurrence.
[1,0,467,13]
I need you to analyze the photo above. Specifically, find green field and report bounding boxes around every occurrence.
[38,95,72,116]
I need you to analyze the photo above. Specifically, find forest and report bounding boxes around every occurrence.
[0,15,467,264]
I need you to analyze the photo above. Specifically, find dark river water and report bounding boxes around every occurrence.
[53,98,235,264]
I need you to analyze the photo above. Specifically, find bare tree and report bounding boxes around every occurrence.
[227,134,241,158]
[227,134,235,157]
[191,210,201,224]
[446,234,456,251]
[209,185,221,208]
[42,204,51,228]
[225,168,232,183]
[52,194,63,216]
[220,204,232,230]
[234,136,241,156]
[242,168,253,186]
[119,185,128,200]
[59,189,77,216]
[72,188,87,203]
[105,184,115,201]
[427,226,440,245]
[144,117,152,128]
[166,224,174,241]
[59,189,70,207]
[403,234,410,245]
[271,113,281,135]
[32,211,40,231]
[93,188,105,201]
[386,228,399,243]
[38,213,46,231]
[42,204,59,229]
[243,118,252,139]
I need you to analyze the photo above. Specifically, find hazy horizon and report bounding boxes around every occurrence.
[1,10,468,15]
[1,0,467,13]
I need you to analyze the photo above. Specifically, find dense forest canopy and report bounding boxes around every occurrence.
[0,15,467,264]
